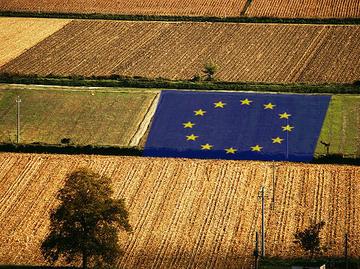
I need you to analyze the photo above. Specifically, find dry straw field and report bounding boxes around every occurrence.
[0,0,247,17]
[0,153,359,268]
[246,0,360,18]
[0,17,71,67]
[1,20,360,84]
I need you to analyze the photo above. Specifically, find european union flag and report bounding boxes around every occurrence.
[144,91,331,162]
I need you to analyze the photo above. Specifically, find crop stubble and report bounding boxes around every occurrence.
[0,153,359,268]
[0,17,71,67]
[0,0,247,17]
[1,20,360,84]
[246,0,360,18]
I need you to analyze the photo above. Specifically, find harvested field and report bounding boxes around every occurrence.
[1,20,360,84]
[246,0,360,18]
[0,153,359,268]
[0,0,247,17]
[0,84,158,146]
[0,17,71,67]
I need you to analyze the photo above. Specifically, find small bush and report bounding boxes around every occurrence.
[203,62,218,81]
[60,138,71,144]
[191,74,201,82]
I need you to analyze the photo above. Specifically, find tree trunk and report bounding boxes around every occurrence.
[82,251,88,269]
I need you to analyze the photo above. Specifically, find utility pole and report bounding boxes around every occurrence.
[259,186,265,258]
[286,118,289,159]
[16,96,21,143]
[271,161,275,210]
[253,231,259,269]
[345,233,349,269]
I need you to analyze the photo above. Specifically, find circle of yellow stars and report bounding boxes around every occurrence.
[182,98,294,154]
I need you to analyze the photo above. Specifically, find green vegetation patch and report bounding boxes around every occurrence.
[1,74,359,94]
[1,11,360,25]
[0,84,158,146]
[315,95,360,158]
[260,257,360,269]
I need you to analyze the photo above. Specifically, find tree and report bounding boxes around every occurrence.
[293,220,326,257]
[41,168,132,269]
[203,62,218,81]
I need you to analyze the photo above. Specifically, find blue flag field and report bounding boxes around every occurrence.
[144,91,331,162]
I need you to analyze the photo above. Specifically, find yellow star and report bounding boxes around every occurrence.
[240,98,252,105]
[251,145,263,152]
[183,121,195,128]
[264,103,276,110]
[186,134,198,141]
[201,143,213,150]
[194,109,206,116]
[282,125,294,132]
[225,147,237,154]
[214,101,226,108]
[279,112,291,119]
[272,137,284,144]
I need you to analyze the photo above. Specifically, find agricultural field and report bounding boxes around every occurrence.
[315,95,360,158]
[0,0,247,17]
[246,0,360,18]
[1,20,360,84]
[0,84,359,158]
[0,17,71,67]
[0,153,359,268]
[0,84,159,146]
[0,0,359,18]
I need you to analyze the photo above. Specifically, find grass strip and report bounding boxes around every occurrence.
[1,74,359,94]
[1,11,360,25]
[0,143,358,165]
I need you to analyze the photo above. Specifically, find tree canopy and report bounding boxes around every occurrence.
[203,61,218,81]
[41,168,132,269]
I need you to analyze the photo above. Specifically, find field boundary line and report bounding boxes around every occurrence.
[129,93,160,147]
[1,11,360,25]
[0,83,160,94]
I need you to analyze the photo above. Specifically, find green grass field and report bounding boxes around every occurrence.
[315,95,360,157]
[0,84,359,158]
[0,84,158,146]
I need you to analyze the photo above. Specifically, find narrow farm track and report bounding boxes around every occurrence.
[0,153,359,267]
[2,20,360,84]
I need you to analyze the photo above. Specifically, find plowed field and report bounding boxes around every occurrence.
[246,0,360,18]
[0,153,359,268]
[0,0,359,18]
[0,0,247,17]
[0,17,71,67]
[2,20,359,84]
